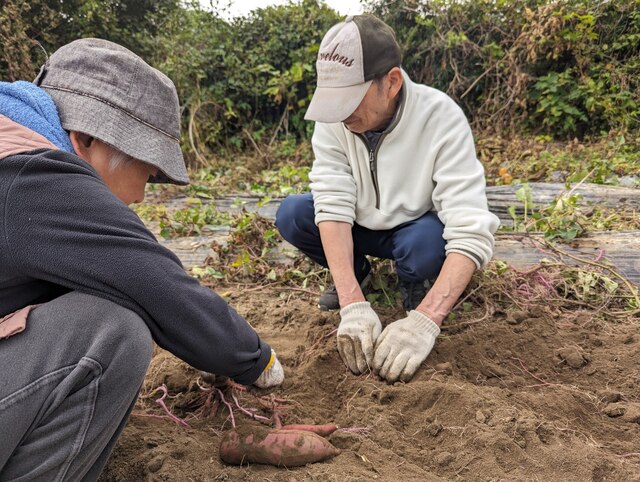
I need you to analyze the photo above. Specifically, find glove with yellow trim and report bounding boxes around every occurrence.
[253,349,284,389]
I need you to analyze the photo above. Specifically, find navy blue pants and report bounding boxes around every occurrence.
[275,193,446,283]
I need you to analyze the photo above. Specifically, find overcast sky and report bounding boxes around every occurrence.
[205,0,366,18]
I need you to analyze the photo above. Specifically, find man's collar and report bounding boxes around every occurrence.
[366,82,406,136]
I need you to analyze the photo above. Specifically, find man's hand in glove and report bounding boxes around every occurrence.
[337,301,382,374]
[253,349,285,389]
[373,310,440,383]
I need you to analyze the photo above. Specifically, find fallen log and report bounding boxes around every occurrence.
[492,231,640,286]
[157,183,640,285]
[164,182,640,227]
[485,183,640,225]
[159,230,640,286]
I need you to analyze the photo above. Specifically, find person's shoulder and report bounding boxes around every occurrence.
[410,80,464,114]
[312,120,350,143]
[2,148,109,207]
[22,148,92,167]
[4,148,145,229]
[5,148,99,179]
[402,79,468,132]
[314,120,345,134]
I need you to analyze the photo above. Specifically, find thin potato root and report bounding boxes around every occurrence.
[219,425,340,467]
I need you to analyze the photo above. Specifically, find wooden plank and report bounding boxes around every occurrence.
[163,182,639,226]
[159,230,640,286]
[486,182,640,209]
[156,184,640,284]
[159,234,226,271]
[492,231,640,286]
[486,183,640,225]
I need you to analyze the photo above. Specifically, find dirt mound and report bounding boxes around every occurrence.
[100,288,640,481]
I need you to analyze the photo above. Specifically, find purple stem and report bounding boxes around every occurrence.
[153,384,189,427]
[215,388,236,428]
[231,392,271,422]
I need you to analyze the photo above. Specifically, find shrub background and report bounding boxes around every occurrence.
[1,0,638,160]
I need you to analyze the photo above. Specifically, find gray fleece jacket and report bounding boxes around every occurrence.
[0,116,270,384]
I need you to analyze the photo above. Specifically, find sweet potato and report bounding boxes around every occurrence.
[219,425,340,467]
[280,423,339,437]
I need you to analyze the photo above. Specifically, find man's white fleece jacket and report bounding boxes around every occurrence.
[309,71,500,269]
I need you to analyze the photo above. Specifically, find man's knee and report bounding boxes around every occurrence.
[393,214,446,281]
[275,193,315,242]
[80,293,152,380]
[0,293,152,480]
[37,292,153,383]
[395,249,446,281]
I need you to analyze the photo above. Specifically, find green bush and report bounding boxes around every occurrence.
[149,0,338,157]
[366,0,639,137]
[2,0,638,150]
[0,0,179,81]
[0,1,58,81]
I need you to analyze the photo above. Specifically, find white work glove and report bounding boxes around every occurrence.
[373,310,440,383]
[337,301,382,374]
[253,349,284,389]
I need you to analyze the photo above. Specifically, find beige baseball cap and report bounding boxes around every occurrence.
[305,15,402,123]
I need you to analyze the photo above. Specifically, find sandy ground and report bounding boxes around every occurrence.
[99,282,640,481]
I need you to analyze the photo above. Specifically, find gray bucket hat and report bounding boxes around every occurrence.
[34,38,189,185]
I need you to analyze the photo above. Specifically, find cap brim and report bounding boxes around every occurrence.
[304,80,373,123]
[44,88,189,185]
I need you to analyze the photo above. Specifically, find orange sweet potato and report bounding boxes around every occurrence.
[280,423,339,437]
[219,425,340,467]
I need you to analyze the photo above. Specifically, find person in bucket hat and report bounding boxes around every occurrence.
[0,38,283,479]
[276,15,499,384]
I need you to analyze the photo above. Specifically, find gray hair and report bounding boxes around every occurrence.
[107,145,134,172]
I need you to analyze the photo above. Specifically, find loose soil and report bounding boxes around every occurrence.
[100,285,640,481]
